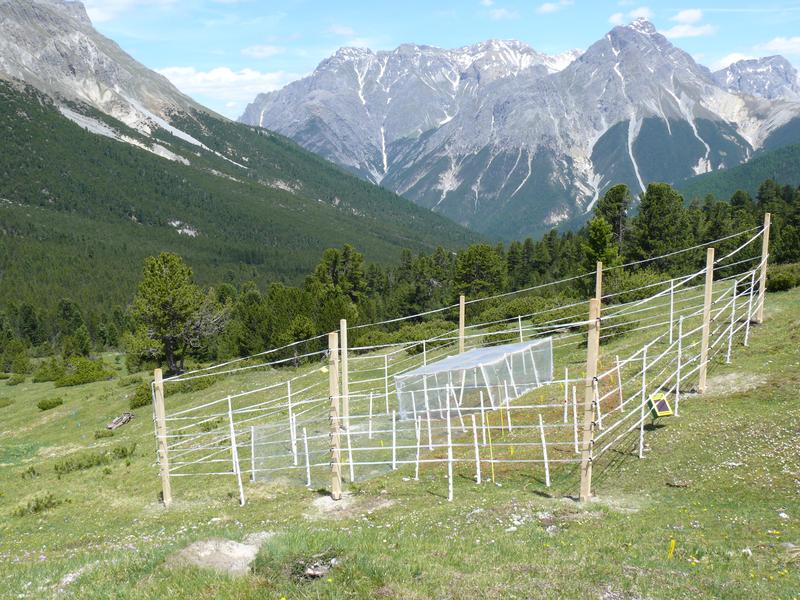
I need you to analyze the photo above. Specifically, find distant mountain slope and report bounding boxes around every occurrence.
[0,80,479,312]
[678,144,800,201]
[242,19,800,239]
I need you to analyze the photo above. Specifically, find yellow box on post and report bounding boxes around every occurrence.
[648,392,673,420]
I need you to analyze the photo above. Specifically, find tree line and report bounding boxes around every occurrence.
[1,179,798,376]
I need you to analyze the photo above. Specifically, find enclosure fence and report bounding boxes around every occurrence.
[150,215,772,506]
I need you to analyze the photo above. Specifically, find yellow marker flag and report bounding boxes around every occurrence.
[667,538,676,560]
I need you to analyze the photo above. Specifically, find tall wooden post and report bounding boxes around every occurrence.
[152,368,172,507]
[458,294,466,354]
[339,319,349,429]
[698,247,715,394]
[579,298,601,502]
[328,332,342,500]
[755,212,771,324]
[595,261,603,311]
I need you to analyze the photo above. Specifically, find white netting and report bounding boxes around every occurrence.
[394,338,553,421]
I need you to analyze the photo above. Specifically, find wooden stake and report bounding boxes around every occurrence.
[152,368,172,507]
[340,319,349,429]
[698,247,715,394]
[458,294,466,354]
[328,331,342,501]
[579,298,600,502]
[595,261,603,311]
[539,414,550,487]
[755,212,771,324]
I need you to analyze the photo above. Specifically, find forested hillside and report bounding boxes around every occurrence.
[679,144,800,201]
[0,80,479,314]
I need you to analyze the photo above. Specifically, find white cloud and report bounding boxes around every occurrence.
[662,23,716,39]
[158,66,297,116]
[489,7,519,20]
[82,0,176,23]
[241,45,285,59]
[711,52,754,71]
[671,8,703,24]
[608,6,652,26]
[480,0,494,6]
[628,6,653,19]
[608,12,625,25]
[536,0,573,15]
[756,36,800,55]
[328,24,356,36]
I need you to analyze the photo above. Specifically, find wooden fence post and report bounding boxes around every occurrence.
[579,298,600,502]
[328,332,342,501]
[458,294,466,354]
[339,319,350,429]
[595,261,603,310]
[755,212,771,324]
[698,247,715,394]
[152,368,172,507]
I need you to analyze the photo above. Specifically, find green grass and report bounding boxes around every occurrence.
[0,290,798,598]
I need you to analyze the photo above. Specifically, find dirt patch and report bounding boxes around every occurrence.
[165,531,274,577]
[705,373,765,396]
[304,492,395,520]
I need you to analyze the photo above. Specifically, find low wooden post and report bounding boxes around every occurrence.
[579,298,601,502]
[152,368,172,507]
[328,332,342,501]
[755,212,771,324]
[339,319,349,429]
[458,294,466,354]
[698,248,715,394]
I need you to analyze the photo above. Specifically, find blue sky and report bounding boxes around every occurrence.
[82,0,800,118]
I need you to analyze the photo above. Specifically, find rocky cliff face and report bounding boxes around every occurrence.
[241,19,800,238]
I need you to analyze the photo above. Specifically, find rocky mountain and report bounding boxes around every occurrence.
[714,55,800,101]
[241,19,800,239]
[0,0,479,312]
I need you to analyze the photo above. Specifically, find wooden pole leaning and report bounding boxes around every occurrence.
[152,368,172,507]
[458,294,466,354]
[339,319,350,429]
[698,247,715,394]
[579,298,601,502]
[755,212,771,325]
[328,332,343,501]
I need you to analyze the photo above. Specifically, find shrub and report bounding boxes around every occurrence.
[37,397,63,411]
[129,382,152,409]
[54,450,109,475]
[12,492,63,517]
[111,443,136,460]
[198,417,223,432]
[767,263,800,292]
[164,375,220,396]
[0,372,10,380]
[94,429,114,439]
[20,466,39,479]
[6,374,25,386]
[33,358,66,383]
[55,357,113,387]
[0,397,12,408]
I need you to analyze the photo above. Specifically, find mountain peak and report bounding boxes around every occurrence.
[628,17,657,35]
[713,54,800,100]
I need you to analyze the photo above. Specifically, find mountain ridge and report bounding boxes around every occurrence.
[241,18,800,239]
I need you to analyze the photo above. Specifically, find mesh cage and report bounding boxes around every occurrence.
[394,337,553,420]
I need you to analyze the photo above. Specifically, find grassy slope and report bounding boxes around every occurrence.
[0,290,798,599]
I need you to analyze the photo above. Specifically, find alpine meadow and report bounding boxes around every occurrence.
[0,1,798,599]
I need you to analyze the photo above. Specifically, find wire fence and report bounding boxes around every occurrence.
[151,222,770,505]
